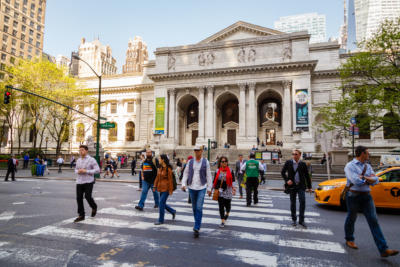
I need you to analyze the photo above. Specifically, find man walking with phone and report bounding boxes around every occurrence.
[344,145,398,258]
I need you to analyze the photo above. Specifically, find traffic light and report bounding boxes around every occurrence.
[4,86,11,104]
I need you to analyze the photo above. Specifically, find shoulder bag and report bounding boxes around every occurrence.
[212,174,225,201]
[340,164,367,201]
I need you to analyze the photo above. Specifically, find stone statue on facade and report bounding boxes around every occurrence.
[168,53,176,71]
[237,47,246,63]
[198,52,206,66]
[248,48,256,62]
[282,42,292,61]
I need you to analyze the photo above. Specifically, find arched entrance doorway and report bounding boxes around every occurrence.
[257,90,282,147]
[215,92,239,147]
[177,94,199,146]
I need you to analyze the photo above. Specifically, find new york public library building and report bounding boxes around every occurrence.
[66,21,400,161]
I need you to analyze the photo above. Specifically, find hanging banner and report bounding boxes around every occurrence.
[295,89,309,130]
[155,97,165,134]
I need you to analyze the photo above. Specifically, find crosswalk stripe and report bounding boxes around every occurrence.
[121,203,321,217]
[97,207,333,235]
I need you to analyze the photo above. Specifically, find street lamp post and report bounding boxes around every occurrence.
[72,55,102,178]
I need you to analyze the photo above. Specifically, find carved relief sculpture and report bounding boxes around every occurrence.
[198,51,215,66]
[237,47,246,63]
[282,42,292,61]
[167,53,176,71]
[198,52,206,66]
[237,47,256,63]
[248,48,256,62]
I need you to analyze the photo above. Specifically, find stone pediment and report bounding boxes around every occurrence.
[199,21,283,44]
[224,121,239,129]
[262,120,279,128]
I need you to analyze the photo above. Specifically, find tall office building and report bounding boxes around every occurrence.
[77,38,117,78]
[0,0,46,79]
[122,36,148,75]
[353,0,400,44]
[274,13,326,43]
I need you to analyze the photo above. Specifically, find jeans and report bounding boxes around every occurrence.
[138,171,142,188]
[76,182,97,217]
[5,169,15,181]
[237,174,244,196]
[58,164,62,173]
[345,191,388,253]
[158,192,176,223]
[246,177,259,205]
[138,180,159,208]
[188,188,206,231]
[290,187,306,223]
[218,197,231,219]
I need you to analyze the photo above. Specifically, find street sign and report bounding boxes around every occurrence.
[99,122,115,129]
[350,117,356,125]
[99,116,107,121]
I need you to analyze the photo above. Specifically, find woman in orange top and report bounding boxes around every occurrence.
[153,154,176,225]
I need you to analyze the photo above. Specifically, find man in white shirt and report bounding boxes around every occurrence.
[181,145,212,238]
[74,145,100,223]
[56,155,64,173]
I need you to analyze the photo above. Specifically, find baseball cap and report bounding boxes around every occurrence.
[194,145,202,151]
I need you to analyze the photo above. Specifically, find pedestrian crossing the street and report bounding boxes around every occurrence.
[1,189,348,266]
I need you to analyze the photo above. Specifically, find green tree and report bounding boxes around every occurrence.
[319,18,400,139]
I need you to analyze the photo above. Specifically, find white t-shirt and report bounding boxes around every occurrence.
[182,158,213,191]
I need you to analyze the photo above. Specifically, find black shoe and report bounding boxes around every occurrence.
[292,221,297,227]
[135,206,143,211]
[154,205,159,209]
[172,212,176,220]
[154,222,163,225]
[91,209,97,217]
[298,222,307,229]
[246,204,251,207]
[74,216,85,223]
[193,229,199,238]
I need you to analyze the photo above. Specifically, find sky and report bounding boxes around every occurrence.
[43,0,344,72]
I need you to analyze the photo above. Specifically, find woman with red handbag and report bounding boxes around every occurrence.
[212,156,236,228]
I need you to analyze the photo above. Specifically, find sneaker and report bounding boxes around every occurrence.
[135,206,143,211]
[193,229,200,238]
[298,222,307,229]
[91,209,97,217]
[73,216,85,223]
[172,212,176,220]
[154,205,159,209]
[219,223,225,228]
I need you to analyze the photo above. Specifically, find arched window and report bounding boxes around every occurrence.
[76,123,85,143]
[125,121,135,141]
[108,122,117,142]
[383,113,400,139]
[355,114,370,139]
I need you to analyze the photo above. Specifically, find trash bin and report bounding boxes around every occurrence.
[47,159,52,167]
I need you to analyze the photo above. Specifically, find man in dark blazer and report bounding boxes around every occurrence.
[235,154,247,199]
[281,149,312,228]
[4,155,16,181]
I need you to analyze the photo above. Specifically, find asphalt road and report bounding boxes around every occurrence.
[0,179,399,267]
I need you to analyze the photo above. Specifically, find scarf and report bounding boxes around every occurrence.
[213,166,233,188]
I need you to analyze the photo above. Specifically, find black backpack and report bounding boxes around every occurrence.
[170,168,177,191]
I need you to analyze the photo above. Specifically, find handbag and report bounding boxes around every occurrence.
[340,164,367,201]
[212,175,225,201]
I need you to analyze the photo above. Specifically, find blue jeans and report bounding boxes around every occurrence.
[158,192,176,223]
[138,180,159,208]
[345,191,388,253]
[188,188,206,231]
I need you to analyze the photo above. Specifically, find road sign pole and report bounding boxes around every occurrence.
[352,125,355,158]
[208,139,210,161]
[95,75,101,179]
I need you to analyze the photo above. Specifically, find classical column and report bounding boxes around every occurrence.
[238,83,247,138]
[198,86,205,142]
[206,85,214,139]
[134,98,141,141]
[248,82,256,138]
[282,81,292,136]
[168,89,176,139]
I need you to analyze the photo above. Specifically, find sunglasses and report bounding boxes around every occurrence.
[221,161,227,163]
[292,153,299,156]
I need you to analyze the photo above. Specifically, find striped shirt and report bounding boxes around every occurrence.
[74,155,100,184]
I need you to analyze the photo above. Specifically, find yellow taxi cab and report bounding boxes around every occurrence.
[314,166,400,209]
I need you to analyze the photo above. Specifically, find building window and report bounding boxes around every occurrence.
[22,17,26,23]
[1,54,6,60]
[22,7,27,14]
[127,101,134,113]
[12,30,17,37]
[125,122,135,141]
[11,48,16,55]
[35,49,39,56]
[11,39,16,46]
[76,123,85,143]
[2,44,7,51]
[28,46,32,53]
[20,42,24,49]
[37,25,41,31]
[14,12,19,19]
[27,55,31,60]
[28,37,32,44]
[0,63,5,70]
[37,16,41,22]
[30,12,34,18]
[0,73,5,79]
[4,16,10,23]
[3,25,9,33]
[29,21,34,27]
[35,41,40,48]
[22,25,26,32]
[5,7,10,14]
[31,3,35,9]
[110,103,117,113]
[23,0,28,5]
[15,2,19,9]
[19,51,24,57]
[2,35,8,42]
[10,57,15,64]
[108,122,118,142]
[13,21,18,28]
[36,33,41,39]
[29,29,33,35]
[21,33,25,41]
[5,0,10,4]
